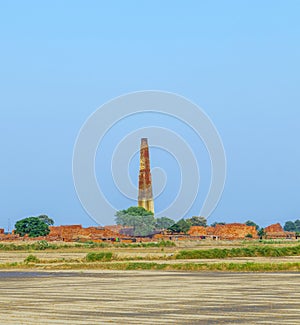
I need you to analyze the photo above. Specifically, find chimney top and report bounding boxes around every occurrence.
[141,138,148,145]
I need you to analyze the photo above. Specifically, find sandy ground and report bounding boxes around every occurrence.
[0,270,299,324]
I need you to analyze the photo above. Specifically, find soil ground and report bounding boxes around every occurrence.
[0,240,299,324]
[0,270,299,324]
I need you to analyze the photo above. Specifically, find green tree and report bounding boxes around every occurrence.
[295,219,300,232]
[178,219,192,233]
[115,207,155,236]
[284,221,296,232]
[15,217,50,237]
[155,217,175,230]
[245,220,260,230]
[211,222,226,227]
[132,215,156,236]
[258,228,265,239]
[117,206,154,218]
[186,216,207,227]
[167,223,181,233]
[38,215,54,226]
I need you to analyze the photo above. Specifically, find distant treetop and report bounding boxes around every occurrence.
[245,220,260,230]
[118,206,154,217]
[186,216,207,227]
[38,215,54,226]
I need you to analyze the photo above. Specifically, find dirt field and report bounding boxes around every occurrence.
[0,239,299,263]
[0,270,299,324]
[1,250,300,265]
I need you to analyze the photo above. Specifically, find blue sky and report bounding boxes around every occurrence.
[0,1,299,230]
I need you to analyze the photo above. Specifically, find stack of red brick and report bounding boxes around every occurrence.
[46,225,121,242]
[0,225,122,242]
[264,223,295,239]
[188,223,258,239]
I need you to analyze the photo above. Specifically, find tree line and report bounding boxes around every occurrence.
[283,219,300,232]
[115,207,262,237]
[116,207,300,237]
[11,208,300,238]
[116,207,210,236]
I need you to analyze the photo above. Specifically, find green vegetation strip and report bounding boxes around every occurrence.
[1,250,300,272]
[1,261,300,272]
[0,240,175,251]
[176,245,300,259]
[101,261,300,272]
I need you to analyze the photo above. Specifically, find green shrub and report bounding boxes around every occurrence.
[32,240,50,250]
[24,255,40,264]
[158,240,176,247]
[86,252,113,262]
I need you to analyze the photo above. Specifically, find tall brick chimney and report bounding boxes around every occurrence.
[138,138,154,213]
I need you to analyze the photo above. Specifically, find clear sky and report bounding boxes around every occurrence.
[0,1,299,230]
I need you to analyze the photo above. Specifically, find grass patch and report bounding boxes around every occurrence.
[259,240,298,245]
[0,241,69,251]
[112,241,175,248]
[24,255,40,264]
[0,240,175,251]
[35,261,300,272]
[0,262,22,269]
[175,245,300,259]
[85,252,113,262]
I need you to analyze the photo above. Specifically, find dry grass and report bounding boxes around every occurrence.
[0,240,300,272]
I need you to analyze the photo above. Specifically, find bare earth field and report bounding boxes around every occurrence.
[1,250,300,265]
[0,241,299,324]
[0,270,299,324]
[0,239,300,265]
